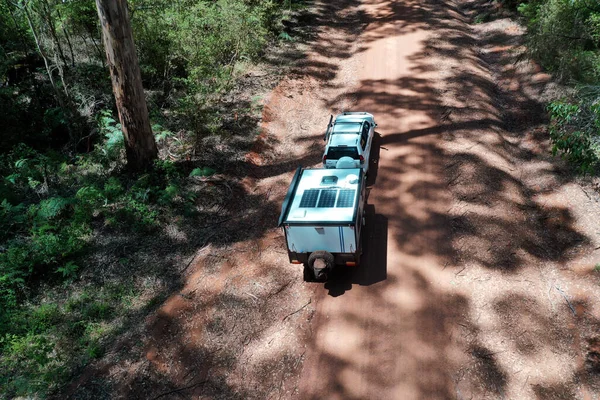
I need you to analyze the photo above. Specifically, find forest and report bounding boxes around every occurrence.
[513,0,600,173]
[0,0,598,397]
[0,0,297,396]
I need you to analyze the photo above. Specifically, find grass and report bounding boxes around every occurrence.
[0,279,146,397]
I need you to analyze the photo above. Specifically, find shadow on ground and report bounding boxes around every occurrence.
[298,0,600,399]
[60,0,600,398]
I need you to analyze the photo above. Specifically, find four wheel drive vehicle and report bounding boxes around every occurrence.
[322,112,377,174]
[278,167,367,281]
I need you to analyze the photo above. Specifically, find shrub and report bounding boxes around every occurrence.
[548,95,600,173]
[523,0,600,82]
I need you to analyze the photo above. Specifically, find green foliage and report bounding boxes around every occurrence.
[97,109,124,160]
[133,0,278,91]
[0,140,210,396]
[548,98,600,173]
[189,166,217,177]
[0,282,138,397]
[278,31,294,41]
[0,0,295,396]
[518,0,600,82]
[153,124,175,143]
[510,0,600,172]
[474,12,492,24]
[56,261,79,279]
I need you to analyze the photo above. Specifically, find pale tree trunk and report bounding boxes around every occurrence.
[39,0,69,68]
[55,6,75,67]
[95,0,157,171]
[23,3,59,97]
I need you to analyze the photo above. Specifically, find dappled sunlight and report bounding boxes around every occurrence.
[298,0,600,398]
[64,0,600,397]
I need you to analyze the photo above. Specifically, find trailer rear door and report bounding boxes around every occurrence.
[285,225,357,254]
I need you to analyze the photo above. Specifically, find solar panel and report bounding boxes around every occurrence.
[299,189,319,208]
[317,189,337,208]
[336,189,355,208]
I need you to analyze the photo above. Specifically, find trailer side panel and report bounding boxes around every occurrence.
[340,226,358,254]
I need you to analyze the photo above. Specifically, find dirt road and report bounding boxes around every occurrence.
[292,0,600,399]
[68,0,600,398]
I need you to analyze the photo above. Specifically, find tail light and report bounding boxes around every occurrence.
[323,154,327,163]
[359,155,365,163]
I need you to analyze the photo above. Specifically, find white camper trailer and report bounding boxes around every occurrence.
[278,167,367,281]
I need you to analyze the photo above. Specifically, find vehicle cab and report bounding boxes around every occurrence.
[322,112,376,174]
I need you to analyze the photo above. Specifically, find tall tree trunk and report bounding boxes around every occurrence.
[88,27,105,65]
[23,3,58,96]
[39,0,69,68]
[95,0,157,171]
[5,0,29,50]
[55,6,75,67]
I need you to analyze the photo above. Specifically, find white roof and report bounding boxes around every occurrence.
[335,112,374,123]
[332,121,362,134]
[330,134,360,147]
[284,168,361,223]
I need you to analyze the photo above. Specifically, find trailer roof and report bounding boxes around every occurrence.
[281,168,362,224]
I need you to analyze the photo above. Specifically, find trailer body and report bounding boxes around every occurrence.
[278,167,366,279]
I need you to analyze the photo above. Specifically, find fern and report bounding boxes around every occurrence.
[35,197,71,220]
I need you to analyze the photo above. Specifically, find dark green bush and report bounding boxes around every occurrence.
[548,97,600,173]
[0,0,296,395]
[519,0,600,82]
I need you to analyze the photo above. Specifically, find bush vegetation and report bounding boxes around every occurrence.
[0,0,299,397]
[507,0,600,171]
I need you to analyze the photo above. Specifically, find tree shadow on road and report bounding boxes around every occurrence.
[299,0,599,398]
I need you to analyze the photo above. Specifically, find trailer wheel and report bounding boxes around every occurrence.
[308,251,334,282]
[303,264,315,282]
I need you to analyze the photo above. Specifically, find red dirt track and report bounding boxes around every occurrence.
[67,0,600,399]
[289,0,600,399]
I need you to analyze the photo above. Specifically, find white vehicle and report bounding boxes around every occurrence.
[278,167,367,281]
[322,112,376,174]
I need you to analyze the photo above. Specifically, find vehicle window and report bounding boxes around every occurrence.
[326,147,359,160]
[360,124,369,150]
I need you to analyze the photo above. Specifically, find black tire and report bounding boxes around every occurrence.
[308,251,334,282]
[303,264,315,282]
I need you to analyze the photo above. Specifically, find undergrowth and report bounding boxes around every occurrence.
[501,0,600,173]
[548,93,600,174]
[0,118,214,397]
[0,0,306,397]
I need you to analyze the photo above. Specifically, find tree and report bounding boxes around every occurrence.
[95,0,157,170]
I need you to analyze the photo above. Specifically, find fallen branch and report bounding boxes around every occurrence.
[152,380,208,400]
[268,280,293,299]
[283,299,312,322]
[180,233,218,273]
[198,216,235,229]
[580,186,591,201]
[447,172,462,187]
[555,286,576,316]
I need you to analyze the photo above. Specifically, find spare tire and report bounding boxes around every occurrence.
[336,156,356,169]
[308,251,334,282]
